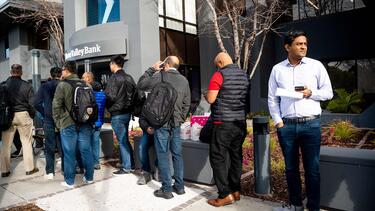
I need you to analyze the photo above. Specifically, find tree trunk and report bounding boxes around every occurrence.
[206,0,226,53]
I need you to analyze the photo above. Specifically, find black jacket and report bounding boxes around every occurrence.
[6,76,35,117]
[33,79,60,125]
[105,69,135,116]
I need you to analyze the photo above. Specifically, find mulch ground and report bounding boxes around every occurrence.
[5,203,43,211]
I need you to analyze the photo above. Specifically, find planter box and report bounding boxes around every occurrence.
[320,146,375,211]
[99,129,114,158]
[182,139,215,185]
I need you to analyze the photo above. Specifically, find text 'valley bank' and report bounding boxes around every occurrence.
[65,44,102,60]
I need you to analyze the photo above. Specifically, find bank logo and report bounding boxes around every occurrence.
[98,0,119,24]
[102,0,114,24]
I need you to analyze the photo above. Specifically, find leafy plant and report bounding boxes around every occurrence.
[326,89,364,113]
[329,120,359,142]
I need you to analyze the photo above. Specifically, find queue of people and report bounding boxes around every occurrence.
[0,29,332,211]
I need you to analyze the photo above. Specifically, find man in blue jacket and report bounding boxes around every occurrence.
[34,67,63,180]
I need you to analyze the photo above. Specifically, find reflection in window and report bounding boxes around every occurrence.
[5,38,9,59]
[185,0,196,24]
[324,59,375,111]
[292,0,365,20]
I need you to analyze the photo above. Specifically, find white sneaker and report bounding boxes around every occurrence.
[44,173,54,180]
[83,176,94,184]
[272,204,304,211]
[60,181,74,188]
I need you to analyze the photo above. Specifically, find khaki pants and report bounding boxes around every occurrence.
[1,111,35,173]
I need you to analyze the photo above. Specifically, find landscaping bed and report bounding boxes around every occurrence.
[240,120,375,204]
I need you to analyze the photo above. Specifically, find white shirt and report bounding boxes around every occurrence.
[268,57,333,124]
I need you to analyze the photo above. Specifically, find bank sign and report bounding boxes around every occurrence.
[65,39,127,61]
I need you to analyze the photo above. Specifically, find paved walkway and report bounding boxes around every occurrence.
[0,154,278,210]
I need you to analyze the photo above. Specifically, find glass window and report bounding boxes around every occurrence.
[185,0,196,24]
[166,19,183,32]
[28,28,49,50]
[159,0,164,15]
[165,0,183,20]
[88,0,120,26]
[159,17,165,27]
[5,38,9,59]
[185,24,197,34]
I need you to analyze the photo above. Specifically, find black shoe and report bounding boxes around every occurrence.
[173,185,186,195]
[1,171,10,177]
[94,164,101,170]
[154,189,174,199]
[11,151,21,158]
[26,168,39,175]
[75,168,84,174]
[113,168,131,176]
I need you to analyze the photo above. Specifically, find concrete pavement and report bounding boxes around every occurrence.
[0,153,278,210]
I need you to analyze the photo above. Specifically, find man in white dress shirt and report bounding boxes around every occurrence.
[268,30,333,211]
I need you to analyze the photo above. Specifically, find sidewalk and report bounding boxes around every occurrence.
[0,154,278,210]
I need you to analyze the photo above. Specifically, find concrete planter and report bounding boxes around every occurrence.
[182,139,215,185]
[320,146,375,211]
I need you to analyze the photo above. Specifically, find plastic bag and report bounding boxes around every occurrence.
[191,122,203,141]
[180,121,191,140]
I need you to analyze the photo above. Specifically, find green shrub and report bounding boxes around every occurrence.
[329,120,358,142]
[326,89,364,113]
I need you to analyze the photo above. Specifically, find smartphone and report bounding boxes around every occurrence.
[159,58,168,69]
[295,86,305,91]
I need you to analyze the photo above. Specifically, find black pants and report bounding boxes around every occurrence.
[209,121,247,198]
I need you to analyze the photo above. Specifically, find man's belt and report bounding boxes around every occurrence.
[282,115,320,124]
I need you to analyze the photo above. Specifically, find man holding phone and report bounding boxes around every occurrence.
[268,30,333,211]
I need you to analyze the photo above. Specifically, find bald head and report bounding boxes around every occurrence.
[165,56,180,70]
[214,52,233,69]
[82,72,94,85]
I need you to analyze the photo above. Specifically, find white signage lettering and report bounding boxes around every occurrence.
[65,44,102,60]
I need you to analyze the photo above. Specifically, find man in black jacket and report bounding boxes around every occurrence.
[34,67,63,180]
[1,64,39,177]
[105,55,136,175]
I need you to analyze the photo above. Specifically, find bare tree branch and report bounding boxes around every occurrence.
[7,0,64,66]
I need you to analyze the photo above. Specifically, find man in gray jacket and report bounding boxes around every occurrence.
[137,56,191,199]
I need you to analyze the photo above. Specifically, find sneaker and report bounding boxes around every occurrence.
[172,185,185,195]
[272,204,304,211]
[137,172,152,185]
[94,164,101,170]
[113,168,131,176]
[83,176,94,184]
[44,173,54,180]
[154,189,174,199]
[60,181,74,188]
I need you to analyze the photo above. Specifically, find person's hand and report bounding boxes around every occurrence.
[151,61,163,72]
[296,86,312,98]
[147,127,154,135]
[276,122,284,129]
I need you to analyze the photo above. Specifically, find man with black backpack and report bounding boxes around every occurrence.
[105,55,136,175]
[1,64,39,177]
[53,61,95,188]
[137,56,191,199]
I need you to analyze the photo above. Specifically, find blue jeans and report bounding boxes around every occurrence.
[111,114,134,170]
[154,126,183,192]
[44,123,63,174]
[139,130,158,173]
[60,124,94,185]
[277,118,321,211]
[91,128,101,166]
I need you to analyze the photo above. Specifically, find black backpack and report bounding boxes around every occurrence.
[0,82,13,131]
[142,72,177,128]
[65,80,98,124]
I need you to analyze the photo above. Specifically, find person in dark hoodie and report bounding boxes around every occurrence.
[34,67,63,180]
